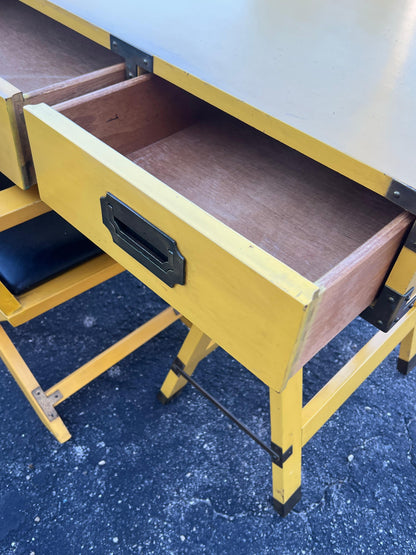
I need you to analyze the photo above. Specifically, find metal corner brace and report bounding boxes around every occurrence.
[110,35,153,78]
[387,180,416,215]
[32,387,63,422]
[361,285,416,332]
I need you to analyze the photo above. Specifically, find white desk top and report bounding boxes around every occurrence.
[33,0,416,189]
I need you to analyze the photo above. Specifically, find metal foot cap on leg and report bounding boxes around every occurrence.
[397,353,416,375]
[157,390,183,405]
[272,487,301,517]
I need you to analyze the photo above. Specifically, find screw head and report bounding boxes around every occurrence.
[377,319,384,326]
[388,296,395,303]
[393,190,401,198]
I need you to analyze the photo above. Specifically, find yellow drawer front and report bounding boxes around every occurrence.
[24,103,319,392]
[0,81,26,188]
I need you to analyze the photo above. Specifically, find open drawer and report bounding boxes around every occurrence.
[0,0,124,189]
[24,74,414,392]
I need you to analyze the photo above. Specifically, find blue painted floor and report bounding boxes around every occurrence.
[0,271,415,554]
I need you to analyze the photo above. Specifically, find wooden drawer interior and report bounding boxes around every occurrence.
[0,0,124,97]
[52,74,413,364]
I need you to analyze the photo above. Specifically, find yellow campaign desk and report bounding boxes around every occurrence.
[2,0,416,515]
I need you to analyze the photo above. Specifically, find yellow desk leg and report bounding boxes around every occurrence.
[158,324,216,404]
[398,325,416,375]
[270,368,303,517]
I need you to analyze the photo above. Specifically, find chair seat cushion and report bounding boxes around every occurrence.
[0,172,13,191]
[0,211,102,295]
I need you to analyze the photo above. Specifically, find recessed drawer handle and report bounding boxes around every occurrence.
[100,193,185,287]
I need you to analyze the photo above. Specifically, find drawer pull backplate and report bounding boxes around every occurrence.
[101,193,185,287]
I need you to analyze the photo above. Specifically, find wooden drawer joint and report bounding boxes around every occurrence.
[110,35,153,77]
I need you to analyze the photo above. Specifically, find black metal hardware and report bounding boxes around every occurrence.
[387,180,416,215]
[404,221,416,254]
[270,442,293,468]
[101,193,185,287]
[361,285,416,332]
[397,353,416,376]
[110,35,153,78]
[170,358,293,466]
[272,487,302,518]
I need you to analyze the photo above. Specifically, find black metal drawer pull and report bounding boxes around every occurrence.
[101,193,185,287]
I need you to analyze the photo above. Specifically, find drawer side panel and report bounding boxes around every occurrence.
[296,212,414,369]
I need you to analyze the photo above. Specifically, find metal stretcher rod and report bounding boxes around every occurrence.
[171,358,290,467]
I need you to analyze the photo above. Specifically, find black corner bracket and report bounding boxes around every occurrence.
[387,180,416,216]
[110,35,153,78]
[270,442,293,468]
[361,285,415,332]
[404,221,416,254]
[171,357,185,377]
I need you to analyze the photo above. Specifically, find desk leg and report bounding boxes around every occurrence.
[270,369,302,517]
[398,324,416,375]
[158,324,216,404]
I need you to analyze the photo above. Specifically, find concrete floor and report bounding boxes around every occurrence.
[0,271,416,554]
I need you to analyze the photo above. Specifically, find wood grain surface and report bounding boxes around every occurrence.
[56,75,206,157]
[129,113,404,282]
[296,211,413,369]
[56,74,407,280]
[0,0,121,92]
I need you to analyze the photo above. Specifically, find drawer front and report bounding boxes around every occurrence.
[24,104,319,392]
[0,65,125,189]
[0,80,27,188]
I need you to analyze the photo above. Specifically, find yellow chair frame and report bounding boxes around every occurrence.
[0,186,180,442]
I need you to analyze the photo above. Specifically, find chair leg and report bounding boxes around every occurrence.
[397,325,416,375]
[158,324,216,404]
[270,369,303,517]
[0,325,71,443]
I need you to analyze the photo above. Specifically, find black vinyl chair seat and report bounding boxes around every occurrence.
[0,173,13,191]
[0,211,102,295]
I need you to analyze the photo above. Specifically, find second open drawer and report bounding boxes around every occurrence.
[24,74,414,391]
[0,0,125,189]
